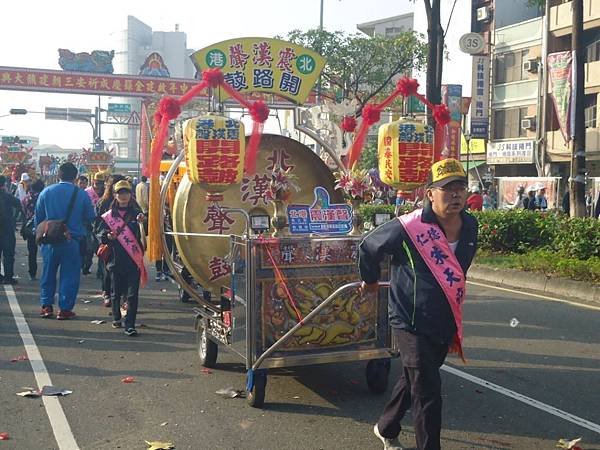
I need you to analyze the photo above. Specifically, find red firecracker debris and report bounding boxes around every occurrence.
[0,432,9,440]
[201,368,213,375]
[10,355,28,362]
[121,376,136,384]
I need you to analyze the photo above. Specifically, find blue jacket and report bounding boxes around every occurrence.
[35,181,96,240]
[358,203,478,345]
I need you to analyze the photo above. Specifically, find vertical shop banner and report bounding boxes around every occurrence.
[190,38,325,105]
[442,84,462,160]
[547,51,572,143]
[470,56,490,139]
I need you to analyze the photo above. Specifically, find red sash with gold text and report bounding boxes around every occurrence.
[399,209,466,361]
[85,186,100,205]
[101,210,148,288]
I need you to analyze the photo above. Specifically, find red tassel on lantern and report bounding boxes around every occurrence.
[341,116,357,133]
[244,101,270,175]
[203,68,225,88]
[396,77,420,97]
[158,96,181,121]
[433,104,451,126]
[362,104,381,125]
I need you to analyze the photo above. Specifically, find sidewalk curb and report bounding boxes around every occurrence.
[468,264,600,306]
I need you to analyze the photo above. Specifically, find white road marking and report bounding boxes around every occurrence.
[5,285,80,450]
[442,364,600,434]
[468,280,600,311]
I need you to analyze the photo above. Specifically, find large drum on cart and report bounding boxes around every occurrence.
[165,134,393,408]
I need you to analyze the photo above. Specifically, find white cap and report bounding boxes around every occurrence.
[470,185,480,193]
[20,173,30,182]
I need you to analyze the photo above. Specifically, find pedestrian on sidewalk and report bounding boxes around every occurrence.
[35,163,96,320]
[359,158,478,450]
[21,179,45,280]
[0,175,22,284]
[97,180,147,336]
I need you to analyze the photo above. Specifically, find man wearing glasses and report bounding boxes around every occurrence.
[359,158,478,450]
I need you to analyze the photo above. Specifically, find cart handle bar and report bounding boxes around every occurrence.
[251,280,390,371]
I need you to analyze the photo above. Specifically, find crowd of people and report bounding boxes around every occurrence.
[0,162,159,336]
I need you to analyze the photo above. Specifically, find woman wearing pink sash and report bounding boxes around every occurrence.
[359,159,478,450]
[97,180,146,336]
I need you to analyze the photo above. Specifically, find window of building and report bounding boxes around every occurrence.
[495,49,530,84]
[493,107,528,139]
[585,38,600,63]
[385,27,403,37]
[584,95,597,128]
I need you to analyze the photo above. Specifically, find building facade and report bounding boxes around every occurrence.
[546,0,600,178]
[108,16,195,163]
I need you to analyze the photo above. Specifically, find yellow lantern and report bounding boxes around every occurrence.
[378,118,435,190]
[184,115,245,196]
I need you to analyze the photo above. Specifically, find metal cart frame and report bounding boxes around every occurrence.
[159,150,395,408]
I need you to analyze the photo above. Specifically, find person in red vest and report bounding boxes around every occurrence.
[466,185,483,211]
[359,158,478,450]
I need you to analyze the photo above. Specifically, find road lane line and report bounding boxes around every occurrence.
[442,363,600,434]
[468,280,600,311]
[4,285,80,450]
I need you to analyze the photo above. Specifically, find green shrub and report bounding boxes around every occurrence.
[358,204,414,224]
[552,217,600,259]
[473,210,559,254]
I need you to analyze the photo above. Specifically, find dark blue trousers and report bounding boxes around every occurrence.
[40,240,81,311]
[0,231,17,279]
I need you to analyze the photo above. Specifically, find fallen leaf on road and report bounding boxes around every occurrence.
[121,376,136,384]
[10,355,28,362]
[509,318,519,327]
[0,432,8,440]
[82,300,92,304]
[161,289,167,292]
[16,388,41,397]
[41,386,72,396]
[556,437,583,449]
[78,340,86,344]
[292,396,300,399]
[145,440,174,450]
[201,368,212,375]
[215,387,245,398]
[90,320,106,325]
[160,422,168,427]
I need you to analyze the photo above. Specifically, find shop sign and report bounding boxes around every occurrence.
[470,55,490,139]
[190,38,325,104]
[287,187,352,234]
[487,139,534,164]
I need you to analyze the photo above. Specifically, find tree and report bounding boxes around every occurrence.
[282,29,427,115]
[357,141,378,171]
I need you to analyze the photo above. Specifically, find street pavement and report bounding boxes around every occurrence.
[1,238,599,450]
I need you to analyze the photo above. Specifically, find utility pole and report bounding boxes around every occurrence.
[570,0,586,217]
[425,0,442,109]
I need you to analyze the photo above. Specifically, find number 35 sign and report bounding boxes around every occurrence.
[459,33,485,55]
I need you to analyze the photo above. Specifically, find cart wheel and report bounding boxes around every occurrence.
[197,321,218,368]
[247,372,267,408]
[179,286,191,303]
[366,359,390,394]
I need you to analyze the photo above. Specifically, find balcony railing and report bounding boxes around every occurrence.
[546,128,600,161]
[549,0,600,36]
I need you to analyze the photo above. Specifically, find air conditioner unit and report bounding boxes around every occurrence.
[521,117,536,131]
[523,59,539,73]
[477,6,491,22]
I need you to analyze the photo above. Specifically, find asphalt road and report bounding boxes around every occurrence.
[1,239,599,450]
